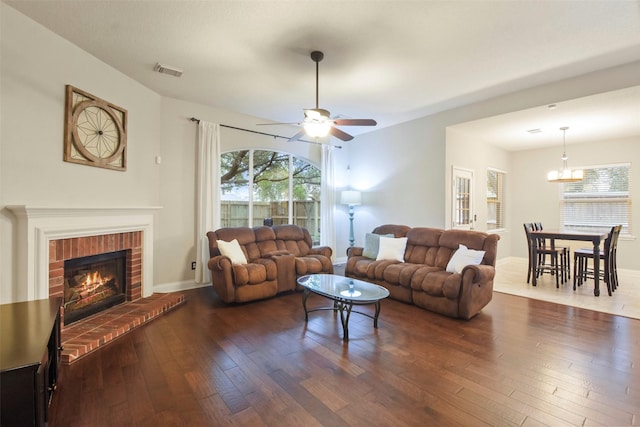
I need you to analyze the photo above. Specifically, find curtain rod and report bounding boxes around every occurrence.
[189,117,341,148]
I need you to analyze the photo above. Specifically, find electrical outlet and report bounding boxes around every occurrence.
[191,261,196,270]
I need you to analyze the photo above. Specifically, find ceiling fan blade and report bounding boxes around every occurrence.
[333,118,377,126]
[288,130,306,142]
[329,126,354,141]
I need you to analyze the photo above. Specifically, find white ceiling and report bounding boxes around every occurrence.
[6,0,640,149]
[453,85,640,151]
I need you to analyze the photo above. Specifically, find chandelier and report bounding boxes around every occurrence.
[547,127,583,183]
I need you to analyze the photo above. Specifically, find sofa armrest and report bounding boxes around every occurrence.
[269,253,296,292]
[207,255,236,303]
[346,246,364,257]
[461,264,496,284]
[308,245,333,259]
[457,264,496,320]
[208,255,231,271]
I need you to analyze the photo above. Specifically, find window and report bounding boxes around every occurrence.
[486,168,505,230]
[220,150,321,243]
[560,163,631,235]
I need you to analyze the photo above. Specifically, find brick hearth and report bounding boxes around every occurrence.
[61,292,185,364]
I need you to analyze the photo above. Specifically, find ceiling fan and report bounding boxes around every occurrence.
[262,51,377,142]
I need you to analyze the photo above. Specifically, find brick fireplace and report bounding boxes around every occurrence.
[8,206,187,364]
[8,205,159,305]
[49,231,143,325]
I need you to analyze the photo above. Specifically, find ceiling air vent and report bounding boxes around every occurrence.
[153,63,183,77]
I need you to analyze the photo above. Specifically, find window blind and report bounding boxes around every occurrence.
[560,163,631,235]
[487,169,505,230]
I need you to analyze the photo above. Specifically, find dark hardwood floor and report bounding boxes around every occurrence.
[49,286,640,426]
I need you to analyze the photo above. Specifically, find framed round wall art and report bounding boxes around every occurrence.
[63,85,127,171]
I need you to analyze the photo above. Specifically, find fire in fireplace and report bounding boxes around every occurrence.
[63,250,127,324]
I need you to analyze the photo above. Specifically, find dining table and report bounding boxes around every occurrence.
[530,229,610,296]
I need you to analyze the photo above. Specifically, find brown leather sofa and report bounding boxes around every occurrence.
[345,224,499,319]
[206,224,333,303]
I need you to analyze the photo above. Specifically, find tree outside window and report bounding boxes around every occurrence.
[220,150,321,243]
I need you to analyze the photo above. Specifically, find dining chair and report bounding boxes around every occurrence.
[523,223,565,287]
[573,225,621,295]
[533,222,570,284]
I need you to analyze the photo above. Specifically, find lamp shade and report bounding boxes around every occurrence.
[341,190,362,206]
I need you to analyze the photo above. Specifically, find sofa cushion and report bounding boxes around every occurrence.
[446,244,485,274]
[382,263,424,287]
[217,239,248,265]
[294,255,331,275]
[231,263,267,285]
[412,270,461,298]
[363,233,393,259]
[273,224,312,256]
[254,226,279,255]
[376,236,408,262]
[404,227,443,265]
[349,258,396,280]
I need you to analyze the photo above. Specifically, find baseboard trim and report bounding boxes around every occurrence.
[153,280,209,294]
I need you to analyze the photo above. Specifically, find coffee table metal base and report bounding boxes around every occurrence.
[302,288,382,341]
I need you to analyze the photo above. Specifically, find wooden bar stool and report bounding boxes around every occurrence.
[524,223,565,288]
[573,225,621,295]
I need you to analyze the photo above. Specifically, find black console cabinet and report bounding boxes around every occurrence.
[1,297,62,427]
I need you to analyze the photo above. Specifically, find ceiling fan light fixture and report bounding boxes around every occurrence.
[260,51,376,143]
[304,121,332,138]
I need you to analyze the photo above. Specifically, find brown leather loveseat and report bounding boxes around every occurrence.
[206,224,333,303]
[345,224,499,319]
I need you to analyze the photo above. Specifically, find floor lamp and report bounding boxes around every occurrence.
[341,190,362,247]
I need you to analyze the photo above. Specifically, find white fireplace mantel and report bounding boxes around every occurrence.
[8,205,161,301]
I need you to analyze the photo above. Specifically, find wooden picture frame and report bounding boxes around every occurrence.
[63,85,127,171]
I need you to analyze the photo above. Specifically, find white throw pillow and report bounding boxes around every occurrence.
[446,244,485,274]
[376,236,408,262]
[217,239,248,265]
[362,233,394,259]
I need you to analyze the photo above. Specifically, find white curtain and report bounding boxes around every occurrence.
[195,121,221,284]
[320,144,336,258]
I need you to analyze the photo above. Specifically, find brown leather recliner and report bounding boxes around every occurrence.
[345,224,499,319]
[206,225,333,303]
[272,224,334,276]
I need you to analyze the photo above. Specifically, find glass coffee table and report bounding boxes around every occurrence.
[297,274,390,341]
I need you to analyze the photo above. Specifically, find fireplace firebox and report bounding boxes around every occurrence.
[63,250,127,324]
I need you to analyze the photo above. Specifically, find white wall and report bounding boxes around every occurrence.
[510,135,640,270]
[345,60,640,270]
[156,97,322,289]
[445,127,511,258]
[333,116,446,259]
[1,4,161,303]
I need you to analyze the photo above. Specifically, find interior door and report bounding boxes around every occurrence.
[452,167,474,230]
